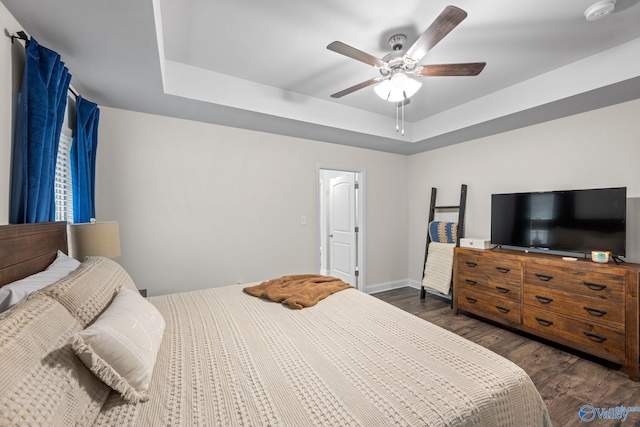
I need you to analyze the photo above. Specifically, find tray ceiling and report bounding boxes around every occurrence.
[4,0,640,154]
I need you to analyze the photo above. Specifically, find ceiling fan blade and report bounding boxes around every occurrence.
[330,78,383,98]
[327,41,386,68]
[405,5,468,63]
[416,62,486,77]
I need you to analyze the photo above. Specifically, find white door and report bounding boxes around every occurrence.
[329,174,357,286]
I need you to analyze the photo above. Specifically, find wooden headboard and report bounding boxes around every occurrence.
[0,222,68,287]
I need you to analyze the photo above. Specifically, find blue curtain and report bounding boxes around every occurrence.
[72,96,100,223]
[10,38,71,223]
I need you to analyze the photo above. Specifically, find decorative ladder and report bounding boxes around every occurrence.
[420,184,467,304]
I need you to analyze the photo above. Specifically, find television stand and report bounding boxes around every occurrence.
[453,247,640,380]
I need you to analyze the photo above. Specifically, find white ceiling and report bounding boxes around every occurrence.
[4,0,640,154]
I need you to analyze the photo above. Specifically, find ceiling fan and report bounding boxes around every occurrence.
[327,5,486,102]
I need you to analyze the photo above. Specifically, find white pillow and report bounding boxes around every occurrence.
[0,251,81,313]
[69,288,166,403]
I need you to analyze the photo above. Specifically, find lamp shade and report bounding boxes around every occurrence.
[374,73,422,102]
[69,221,121,261]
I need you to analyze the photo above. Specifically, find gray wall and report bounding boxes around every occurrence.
[96,107,409,296]
[0,3,23,224]
[408,98,640,285]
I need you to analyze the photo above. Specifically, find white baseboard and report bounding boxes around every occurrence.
[365,279,420,294]
[406,279,421,290]
[365,279,452,301]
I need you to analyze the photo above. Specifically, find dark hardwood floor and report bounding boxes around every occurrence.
[373,287,640,427]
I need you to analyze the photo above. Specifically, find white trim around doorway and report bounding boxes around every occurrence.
[316,164,366,291]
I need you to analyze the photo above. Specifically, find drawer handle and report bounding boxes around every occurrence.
[583,281,607,291]
[496,266,511,274]
[534,295,553,304]
[465,279,477,285]
[465,261,478,268]
[535,317,554,327]
[496,306,510,313]
[495,286,510,293]
[535,273,553,282]
[583,331,607,343]
[465,296,477,304]
[583,306,607,317]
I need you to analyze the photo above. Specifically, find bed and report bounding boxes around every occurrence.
[0,222,551,426]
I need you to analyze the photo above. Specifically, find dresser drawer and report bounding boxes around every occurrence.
[523,306,625,359]
[457,287,520,324]
[523,284,624,329]
[457,271,520,302]
[458,254,522,282]
[524,263,625,303]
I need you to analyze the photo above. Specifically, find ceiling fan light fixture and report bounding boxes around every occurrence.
[585,0,616,21]
[374,74,422,102]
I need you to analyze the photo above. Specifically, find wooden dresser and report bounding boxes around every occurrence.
[453,247,640,380]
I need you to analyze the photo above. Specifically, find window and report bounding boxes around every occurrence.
[54,129,73,222]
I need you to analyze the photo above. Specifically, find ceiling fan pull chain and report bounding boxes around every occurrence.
[401,100,405,136]
[396,103,399,132]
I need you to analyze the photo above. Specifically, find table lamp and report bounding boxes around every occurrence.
[69,219,121,261]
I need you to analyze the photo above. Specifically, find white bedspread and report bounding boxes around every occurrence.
[94,284,550,426]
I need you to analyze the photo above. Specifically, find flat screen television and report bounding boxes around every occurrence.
[491,187,626,257]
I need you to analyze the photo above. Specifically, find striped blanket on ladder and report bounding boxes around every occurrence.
[422,221,457,295]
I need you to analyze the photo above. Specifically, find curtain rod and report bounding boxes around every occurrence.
[8,30,29,44]
[7,30,80,99]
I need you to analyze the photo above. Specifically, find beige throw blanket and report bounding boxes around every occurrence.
[422,242,455,295]
[243,274,352,309]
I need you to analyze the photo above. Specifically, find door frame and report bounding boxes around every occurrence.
[316,164,365,290]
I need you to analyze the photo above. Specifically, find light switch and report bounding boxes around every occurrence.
[301,216,307,225]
